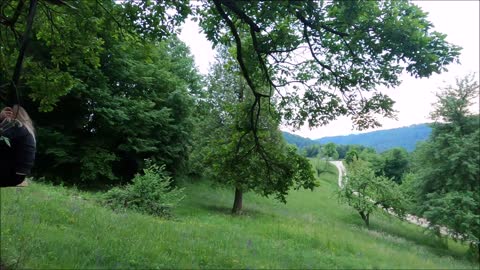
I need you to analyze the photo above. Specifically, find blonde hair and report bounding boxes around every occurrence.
[12,105,35,139]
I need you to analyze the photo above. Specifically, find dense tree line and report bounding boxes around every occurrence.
[1,1,200,184]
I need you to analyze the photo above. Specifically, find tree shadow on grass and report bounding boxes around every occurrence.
[197,202,271,219]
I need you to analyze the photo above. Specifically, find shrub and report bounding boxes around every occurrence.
[103,162,185,217]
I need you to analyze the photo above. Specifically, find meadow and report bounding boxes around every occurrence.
[1,162,477,269]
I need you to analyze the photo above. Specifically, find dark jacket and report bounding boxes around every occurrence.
[0,122,36,186]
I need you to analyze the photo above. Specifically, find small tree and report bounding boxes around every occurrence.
[311,157,329,177]
[321,142,339,160]
[320,142,339,170]
[338,158,407,226]
[344,148,359,164]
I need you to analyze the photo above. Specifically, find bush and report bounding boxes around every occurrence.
[103,162,185,217]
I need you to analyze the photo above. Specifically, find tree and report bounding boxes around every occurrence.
[381,148,409,184]
[197,0,460,134]
[321,142,339,161]
[302,144,321,158]
[410,75,480,257]
[336,144,349,160]
[320,142,339,171]
[357,148,383,176]
[197,49,316,214]
[338,158,407,227]
[345,148,359,164]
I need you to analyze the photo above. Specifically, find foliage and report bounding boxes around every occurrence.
[1,0,459,187]
[398,172,417,212]
[301,144,321,158]
[338,158,407,226]
[335,144,350,160]
[194,48,316,212]
[345,148,360,164]
[409,75,480,254]
[380,148,409,183]
[1,1,201,184]
[321,142,339,161]
[197,0,460,130]
[358,147,384,176]
[103,162,185,217]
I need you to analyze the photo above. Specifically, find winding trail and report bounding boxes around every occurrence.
[329,160,447,235]
[330,160,346,188]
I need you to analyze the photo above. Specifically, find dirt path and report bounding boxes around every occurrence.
[330,160,345,188]
[329,160,448,235]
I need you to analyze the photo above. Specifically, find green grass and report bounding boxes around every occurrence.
[1,162,478,269]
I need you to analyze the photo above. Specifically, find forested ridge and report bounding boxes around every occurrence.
[0,0,478,268]
[283,123,432,152]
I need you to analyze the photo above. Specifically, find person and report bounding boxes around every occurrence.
[0,105,36,187]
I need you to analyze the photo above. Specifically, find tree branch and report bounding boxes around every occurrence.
[0,0,25,28]
[219,0,260,32]
[295,10,348,38]
[212,0,258,101]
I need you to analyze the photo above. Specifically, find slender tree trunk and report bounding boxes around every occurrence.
[231,187,243,214]
[359,211,370,227]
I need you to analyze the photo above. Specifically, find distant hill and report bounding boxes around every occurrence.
[282,132,316,148]
[283,124,432,152]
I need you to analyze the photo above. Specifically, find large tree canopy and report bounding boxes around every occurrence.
[196,0,460,130]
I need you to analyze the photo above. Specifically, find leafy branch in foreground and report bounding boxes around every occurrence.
[197,0,461,131]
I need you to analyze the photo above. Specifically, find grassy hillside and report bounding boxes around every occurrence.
[1,162,477,269]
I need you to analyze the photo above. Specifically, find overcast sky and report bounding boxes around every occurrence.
[179,1,480,139]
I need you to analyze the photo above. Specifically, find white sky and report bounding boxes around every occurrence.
[179,1,480,139]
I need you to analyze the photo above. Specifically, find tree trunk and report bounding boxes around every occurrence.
[359,211,370,227]
[231,187,243,214]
